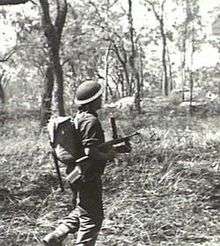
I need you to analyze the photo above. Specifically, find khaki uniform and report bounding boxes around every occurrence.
[44,109,106,246]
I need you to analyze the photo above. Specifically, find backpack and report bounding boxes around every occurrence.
[47,116,82,164]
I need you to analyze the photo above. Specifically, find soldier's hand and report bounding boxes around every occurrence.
[106,149,118,161]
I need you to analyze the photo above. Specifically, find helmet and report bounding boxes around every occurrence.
[75,80,104,105]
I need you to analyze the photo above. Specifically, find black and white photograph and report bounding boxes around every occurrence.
[0,0,220,245]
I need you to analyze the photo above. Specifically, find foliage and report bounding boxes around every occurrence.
[0,0,219,110]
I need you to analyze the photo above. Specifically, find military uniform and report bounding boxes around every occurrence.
[43,109,106,246]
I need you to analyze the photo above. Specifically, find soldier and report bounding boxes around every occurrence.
[43,80,116,246]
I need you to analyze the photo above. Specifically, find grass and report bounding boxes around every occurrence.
[0,101,220,246]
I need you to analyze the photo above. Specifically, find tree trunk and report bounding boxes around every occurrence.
[0,82,5,105]
[39,0,67,121]
[189,24,195,115]
[112,42,130,97]
[51,49,65,115]
[104,43,111,103]
[181,1,188,101]
[128,0,141,113]
[0,72,5,105]
[139,45,144,97]
[147,0,169,96]
[160,19,169,96]
[40,66,54,127]
[0,0,67,126]
[189,71,193,114]
[167,47,173,91]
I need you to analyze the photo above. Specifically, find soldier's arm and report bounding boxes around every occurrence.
[80,117,116,161]
[84,146,116,161]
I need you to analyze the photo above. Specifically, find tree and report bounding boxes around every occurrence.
[0,74,5,104]
[39,0,67,126]
[0,0,68,126]
[144,0,169,96]
[127,0,141,112]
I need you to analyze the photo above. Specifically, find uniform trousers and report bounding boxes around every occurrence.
[57,177,104,245]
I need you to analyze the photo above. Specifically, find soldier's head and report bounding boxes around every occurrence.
[75,80,104,111]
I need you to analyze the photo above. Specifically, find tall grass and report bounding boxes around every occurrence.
[0,105,220,245]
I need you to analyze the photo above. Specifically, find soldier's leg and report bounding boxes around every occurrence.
[43,182,80,246]
[43,209,80,246]
[76,178,104,246]
[76,207,103,246]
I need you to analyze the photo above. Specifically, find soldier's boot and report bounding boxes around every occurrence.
[42,224,70,246]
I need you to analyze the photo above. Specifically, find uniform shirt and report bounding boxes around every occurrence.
[75,109,106,177]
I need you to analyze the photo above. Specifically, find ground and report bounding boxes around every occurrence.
[0,98,220,245]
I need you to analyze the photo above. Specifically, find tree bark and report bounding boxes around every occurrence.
[104,43,111,102]
[159,11,168,96]
[0,83,5,104]
[189,24,195,115]
[128,0,141,113]
[181,0,189,101]
[40,66,54,127]
[39,0,67,119]
[0,72,5,104]
[167,47,173,91]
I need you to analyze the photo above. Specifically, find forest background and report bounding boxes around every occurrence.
[0,0,220,245]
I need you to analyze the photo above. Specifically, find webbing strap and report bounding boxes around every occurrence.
[73,115,79,130]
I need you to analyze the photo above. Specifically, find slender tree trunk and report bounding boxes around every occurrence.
[167,47,173,91]
[123,63,130,96]
[160,19,169,96]
[139,45,144,97]
[189,24,195,115]
[0,72,5,105]
[128,0,141,113]
[104,43,111,102]
[40,66,54,127]
[0,82,5,104]
[181,1,188,101]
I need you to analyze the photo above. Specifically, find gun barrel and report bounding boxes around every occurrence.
[98,131,140,149]
[75,131,140,163]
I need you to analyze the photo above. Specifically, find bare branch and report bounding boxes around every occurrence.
[0,0,29,5]
[88,1,103,21]
[0,0,36,5]
[0,47,17,62]
[145,0,161,21]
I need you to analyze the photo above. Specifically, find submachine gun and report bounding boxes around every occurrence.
[66,116,140,185]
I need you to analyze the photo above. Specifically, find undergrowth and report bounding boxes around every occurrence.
[0,104,220,246]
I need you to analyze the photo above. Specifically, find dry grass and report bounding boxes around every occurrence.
[0,102,220,245]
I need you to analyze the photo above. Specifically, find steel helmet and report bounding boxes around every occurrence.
[75,80,104,105]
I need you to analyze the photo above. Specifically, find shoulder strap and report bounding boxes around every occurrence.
[73,113,80,130]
